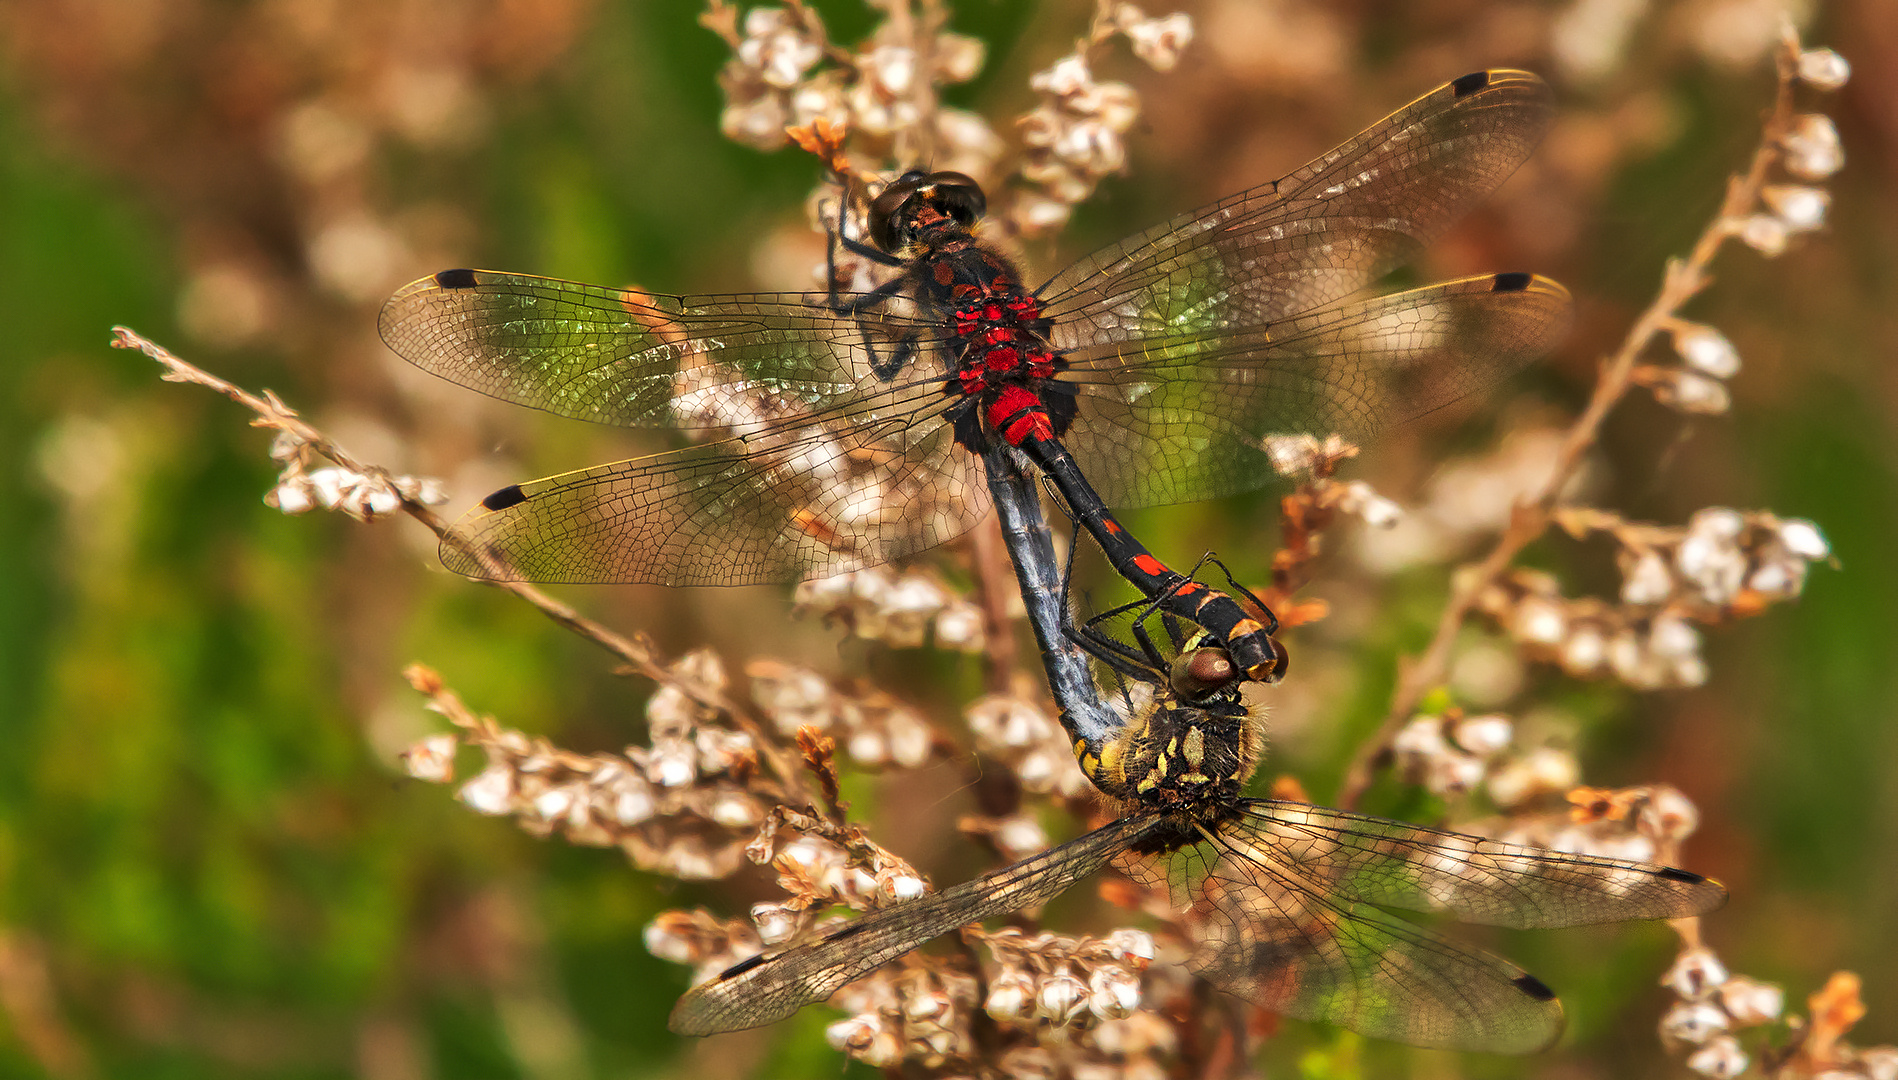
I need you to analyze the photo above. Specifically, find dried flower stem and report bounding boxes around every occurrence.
[1336,30,1806,810]
[110,324,811,802]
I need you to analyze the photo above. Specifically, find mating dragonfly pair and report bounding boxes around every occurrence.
[380,70,1724,1054]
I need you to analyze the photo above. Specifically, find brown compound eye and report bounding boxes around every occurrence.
[1170,647,1237,701]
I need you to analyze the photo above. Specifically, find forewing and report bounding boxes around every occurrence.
[1057,273,1571,508]
[1227,801,1727,928]
[1126,825,1567,1054]
[1040,70,1554,344]
[669,814,1151,1036]
[379,269,949,429]
[441,387,983,585]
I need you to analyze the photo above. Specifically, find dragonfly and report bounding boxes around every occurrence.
[378,70,1570,685]
[667,450,1727,1053]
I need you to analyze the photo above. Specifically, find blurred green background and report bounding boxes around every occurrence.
[2,1,1894,1076]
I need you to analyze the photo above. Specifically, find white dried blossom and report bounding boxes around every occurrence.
[967,695,1052,750]
[1796,47,1851,91]
[1086,964,1143,1020]
[1740,212,1791,256]
[1687,1034,1749,1078]
[402,733,460,782]
[1559,622,1609,676]
[1512,595,1568,646]
[1338,479,1402,527]
[1663,947,1730,1000]
[1782,113,1845,180]
[1860,1046,1898,1080]
[933,601,985,652]
[1487,745,1581,808]
[985,967,1036,1022]
[457,765,515,815]
[1114,6,1194,71]
[1263,433,1323,475]
[1779,518,1830,559]
[1673,323,1742,379]
[1036,969,1088,1025]
[828,1013,904,1067]
[1637,785,1701,842]
[1452,714,1514,756]
[1660,369,1733,414]
[1660,999,1730,1044]
[736,8,824,89]
[751,902,801,945]
[1392,715,1448,760]
[1622,549,1675,605]
[1718,976,1785,1026]
[1762,183,1830,231]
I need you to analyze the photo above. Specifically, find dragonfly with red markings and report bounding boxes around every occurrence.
[378,70,1570,684]
[665,445,1727,1054]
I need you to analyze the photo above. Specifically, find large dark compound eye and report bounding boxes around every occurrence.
[867,170,989,251]
[867,170,929,252]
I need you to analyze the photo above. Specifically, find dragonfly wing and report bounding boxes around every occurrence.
[379,269,947,428]
[1129,824,1567,1054]
[1039,70,1554,341]
[441,388,984,585]
[1056,273,1571,508]
[1226,800,1727,927]
[669,814,1152,1036]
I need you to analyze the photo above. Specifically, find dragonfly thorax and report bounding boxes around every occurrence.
[1087,688,1264,809]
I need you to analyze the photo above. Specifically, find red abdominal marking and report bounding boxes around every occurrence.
[987,386,1055,444]
[1132,554,1168,577]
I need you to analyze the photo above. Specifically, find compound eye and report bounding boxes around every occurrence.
[867,171,929,252]
[1170,647,1237,701]
[924,170,987,225]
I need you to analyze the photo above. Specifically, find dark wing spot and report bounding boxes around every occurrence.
[1512,973,1557,1002]
[434,268,480,289]
[1656,866,1707,884]
[1452,71,1491,97]
[482,484,528,511]
[1492,271,1532,292]
[718,953,767,980]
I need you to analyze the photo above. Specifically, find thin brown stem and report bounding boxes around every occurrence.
[1335,33,1804,810]
[111,325,812,803]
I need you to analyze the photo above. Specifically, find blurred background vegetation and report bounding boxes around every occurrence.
[1,0,1894,1077]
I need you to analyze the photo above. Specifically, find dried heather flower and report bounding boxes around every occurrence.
[1796,47,1852,90]
[1660,999,1731,1044]
[1687,1034,1749,1078]
[1740,212,1791,256]
[1762,183,1830,231]
[1657,368,1733,414]
[1673,323,1742,379]
[1664,947,1731,1000]
[1112,5,1194,71]
[1782,113,1845,180]
[402,733,459,782]
[1719,976,1786,1026]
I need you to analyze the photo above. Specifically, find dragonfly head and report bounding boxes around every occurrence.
[1169,645,1238,702]
[868,170,987,252]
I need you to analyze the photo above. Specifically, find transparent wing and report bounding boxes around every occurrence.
[379,270,951,429]
[1120,798,1723,1054]
[1057,273,1572,508]
[1226,801,1726,927]
[1040,70,1553,339]
[669,814,1152,1036]
[379,270,993,585]
[441,387,983,586]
